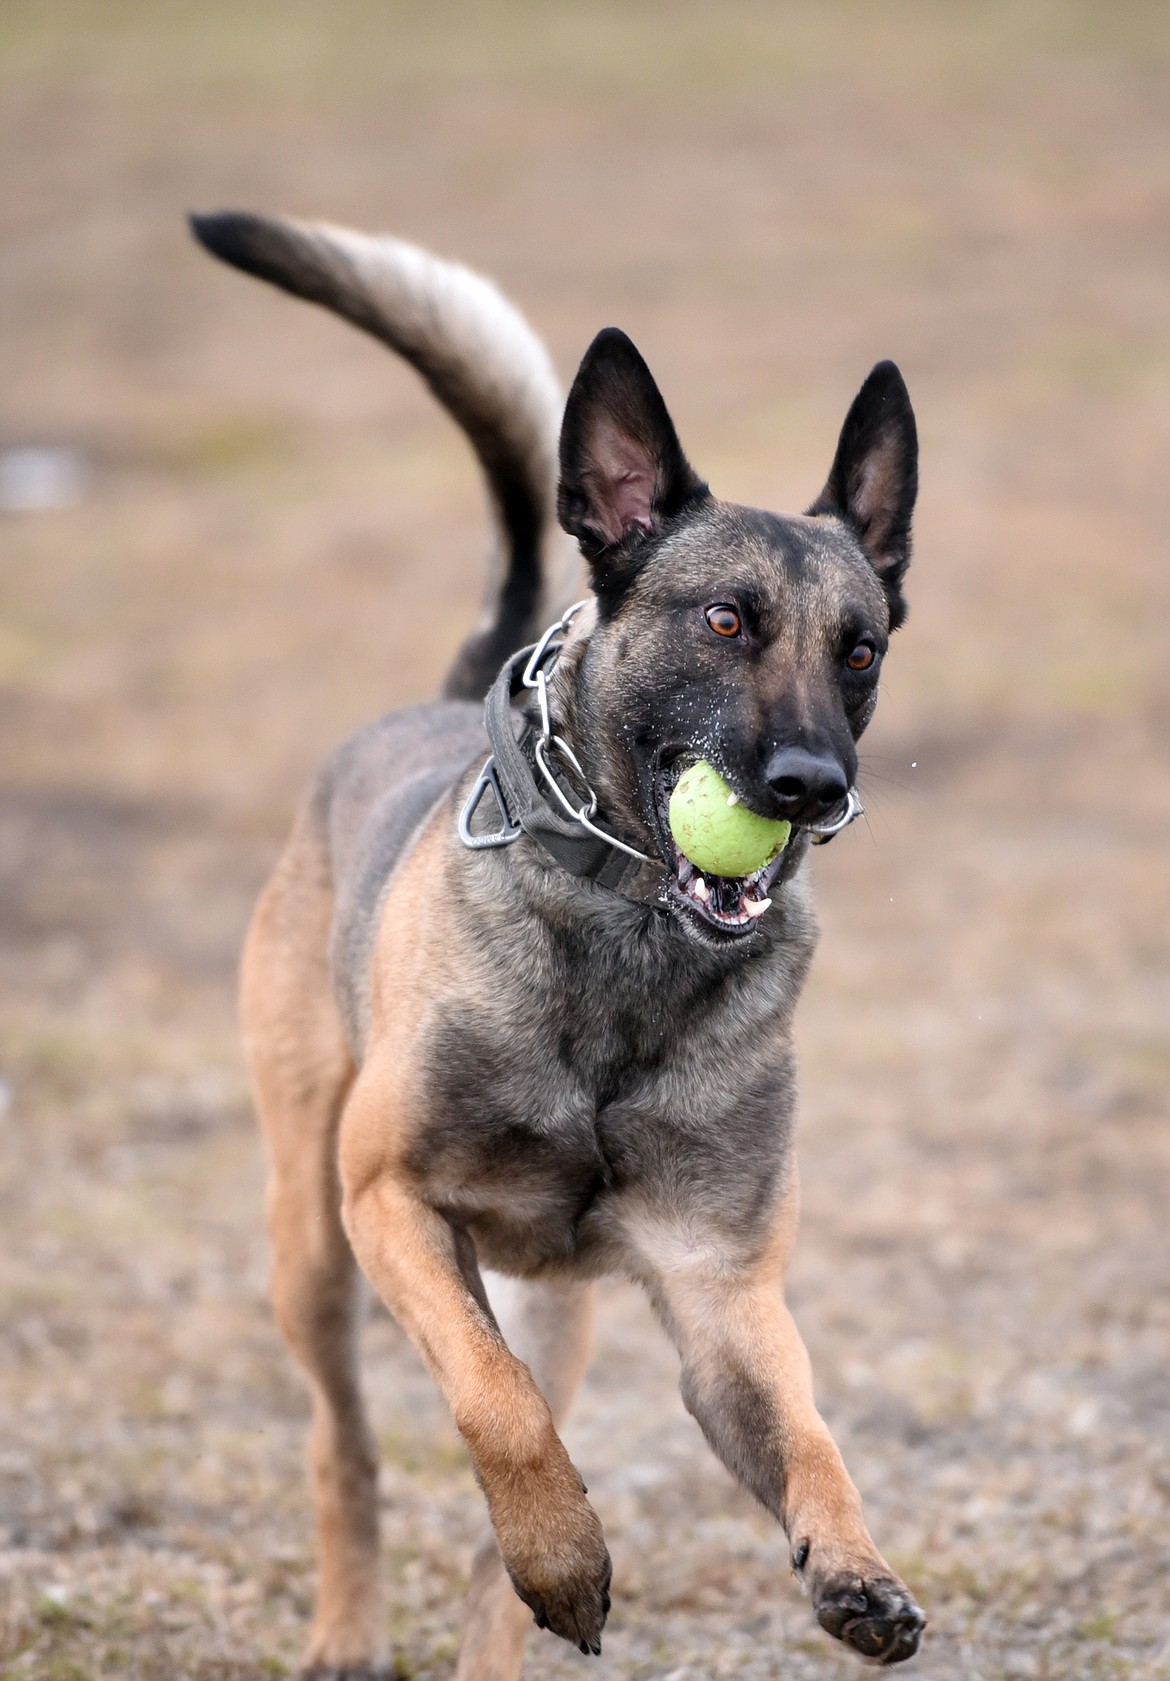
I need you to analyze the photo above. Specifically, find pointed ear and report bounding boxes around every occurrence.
[557,328,707,580]
[809,360,918,629]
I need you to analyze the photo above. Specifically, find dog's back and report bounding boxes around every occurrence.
[314,703,484,1057]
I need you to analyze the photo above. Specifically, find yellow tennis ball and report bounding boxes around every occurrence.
[668,761,791,878]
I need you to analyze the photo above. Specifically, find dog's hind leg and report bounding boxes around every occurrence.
[242,821,387,1679]
[455,1277,597,1681]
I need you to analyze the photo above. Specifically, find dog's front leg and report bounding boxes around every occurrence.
[338,1063,611,1656]
[636,1184,925,1666]
[456,1277,598,1681]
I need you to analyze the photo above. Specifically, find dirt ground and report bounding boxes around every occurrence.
[2,4,1169,1678]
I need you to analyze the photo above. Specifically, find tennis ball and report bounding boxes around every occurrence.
[668,761,791,878]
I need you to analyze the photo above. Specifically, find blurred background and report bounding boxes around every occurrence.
[2,3,1169,1677]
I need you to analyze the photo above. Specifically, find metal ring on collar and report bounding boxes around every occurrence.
[520,598,589,691]
[805,786,864,840]
[521,598,655,866]
[458,757,523,849]
[536,732,599,819]
[533,735,654,865]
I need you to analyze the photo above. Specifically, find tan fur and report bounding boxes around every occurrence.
[241,806,385,1672]
[247,809,609,1674]
[336,822,611,1657]
[632,1170,895,1593]
[455,1277,597,1681]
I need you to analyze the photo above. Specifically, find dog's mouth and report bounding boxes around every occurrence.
[649,754,788,940]
[665,845,787,936]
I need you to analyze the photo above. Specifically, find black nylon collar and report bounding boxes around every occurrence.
[474,646,664,893]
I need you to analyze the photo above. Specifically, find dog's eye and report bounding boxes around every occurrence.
[846,642,876,671]
[705,604,742,638]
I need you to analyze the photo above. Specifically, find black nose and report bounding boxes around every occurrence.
[764,748,849,821]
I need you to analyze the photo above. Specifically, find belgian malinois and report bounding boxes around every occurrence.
[192,209,926,1676]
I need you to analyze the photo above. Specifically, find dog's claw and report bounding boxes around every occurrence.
[518,1546,610,1654]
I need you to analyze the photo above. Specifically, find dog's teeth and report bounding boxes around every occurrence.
[744,896,771,919]
[693,875,709,901]
[727,792,739,806]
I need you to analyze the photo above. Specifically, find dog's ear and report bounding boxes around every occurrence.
[809,361,918,629]
[558,328,707,582]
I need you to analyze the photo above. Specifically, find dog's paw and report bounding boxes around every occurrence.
[505,1511,612,1654]
[301,1627,391,1680]
[812,1571,925,1665]
[516,1561,611,1655]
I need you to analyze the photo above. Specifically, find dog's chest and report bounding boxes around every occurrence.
[407,963,798,1276]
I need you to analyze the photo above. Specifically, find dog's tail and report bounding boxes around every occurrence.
[190,210,577,700]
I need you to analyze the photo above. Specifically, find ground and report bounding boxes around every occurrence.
[1,4,1169,1678]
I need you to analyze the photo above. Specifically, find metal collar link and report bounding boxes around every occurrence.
[458,600,654,867]
[522,601,655,866]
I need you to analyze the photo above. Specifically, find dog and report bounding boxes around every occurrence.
[192,209,926,1677]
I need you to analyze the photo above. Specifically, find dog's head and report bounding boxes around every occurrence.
[556,328,917,944]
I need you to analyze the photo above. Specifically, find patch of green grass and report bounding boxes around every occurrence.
[1027,330,1170,398]
[427,1633,459,1666]
[35,1597,93,1633]
[378,1426,468,1481]
[22,1655,90,1681]
[156,415,299,478]
[4,0,1169,119]
[1076,1610,1121,1642]
[910,1555,996,1607]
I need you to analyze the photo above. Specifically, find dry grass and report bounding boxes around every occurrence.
[2,3,1170,1677]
